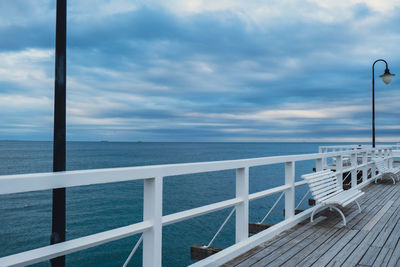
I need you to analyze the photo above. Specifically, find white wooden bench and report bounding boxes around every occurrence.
[374,159,400,184]
[302,169,364,226]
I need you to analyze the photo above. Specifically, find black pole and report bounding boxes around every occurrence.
[372,59,388,148]
[51,0,67,266]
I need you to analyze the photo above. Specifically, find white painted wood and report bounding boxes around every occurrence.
[0,221,152,267]
[392,150,400,157]
[351,153,357,188]
[248,184,291,201]
[316,158,323,172]
[143,177,163,267]
[389,150,393,168]
[371,150,377,178]
[294,180,308,187]
[188,207,319,267]
[335,155,343,189]
[362,152,367,183]
[285,162,295,220]
[0,147,391,196]
[0,146,394,267]
[374,159,400,184]
[235,167,249,243]
[302,169,364,225]
[162,198,242,226]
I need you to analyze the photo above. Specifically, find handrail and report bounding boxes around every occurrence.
[0,146,394,267]
[0,147,388,195]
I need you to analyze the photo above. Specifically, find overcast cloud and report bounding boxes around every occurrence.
[1,0,400,142]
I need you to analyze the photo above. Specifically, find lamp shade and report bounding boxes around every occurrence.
[380,69,395,84]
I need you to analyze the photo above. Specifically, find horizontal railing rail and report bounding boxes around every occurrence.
[0,146,394,267]
[319,144,393,153]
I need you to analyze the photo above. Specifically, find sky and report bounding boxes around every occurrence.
[1,0,400,142]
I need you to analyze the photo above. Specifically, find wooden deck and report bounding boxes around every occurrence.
[223,179,400,267]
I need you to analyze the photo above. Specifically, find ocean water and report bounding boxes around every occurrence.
[0,141,344,266]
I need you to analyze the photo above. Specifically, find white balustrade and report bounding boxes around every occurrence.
[0,146,394,267]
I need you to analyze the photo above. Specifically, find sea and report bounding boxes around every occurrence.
[0,141,355,266]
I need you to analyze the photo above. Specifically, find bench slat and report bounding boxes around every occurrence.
[309,177,336,187]
[314,187,339,201]
[305,174,337,184]
[310,180,337,191]
[341,192,365,207]
[302,169,364,225]
[312,184,338,196]
[317,189,344,203]
[302,169,332,179]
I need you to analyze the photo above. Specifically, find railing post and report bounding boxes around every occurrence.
[143,177,163,267]
[383,149,388,167]
[285,162,295,220]
[235,167,249,243]
[371,150,376,179]
[316,158,323,172]
[389,149,393,168]
[336,155,343,188]
[362,152,367,183]
[384,149,389,166]
[351,153,357,188]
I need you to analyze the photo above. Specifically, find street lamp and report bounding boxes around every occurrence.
[372,59,395,148]
[51,0,66,266]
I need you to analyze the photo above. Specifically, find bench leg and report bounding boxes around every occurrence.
[310,206,321,224]
[355,200,362,213]
[328,205,346,226]
[389,173,397,184]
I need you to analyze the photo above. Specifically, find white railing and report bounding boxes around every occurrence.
[318,144,362,153]
[0,146,394,267]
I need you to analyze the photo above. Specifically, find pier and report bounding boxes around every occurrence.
[0,145,399,266]
[223,180,400,266]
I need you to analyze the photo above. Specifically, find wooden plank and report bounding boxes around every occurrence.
[357,246,381,266]
[247,227,320,266]
[310,229,364,267]
[190,245,222,260]
[372,247,392,267]
[225,182,400,267]
[219,245,265,267]
[349,185,399,230]
[386,239,400,267]
[268,226,342,267]
[316,184,389,229]
[371,207,400,248]
[234,216,326,267]
[336,205,398,267]
[362,201,394,231]
[225,218,315,266]
[298,228,354,266]
[383,214,400,249]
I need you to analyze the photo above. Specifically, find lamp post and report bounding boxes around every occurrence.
[51,0,67,266]
[372,59,395,148]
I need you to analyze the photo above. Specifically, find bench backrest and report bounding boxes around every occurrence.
[302,170,342,203]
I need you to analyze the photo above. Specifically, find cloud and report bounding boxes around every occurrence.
[0,1,400,141]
